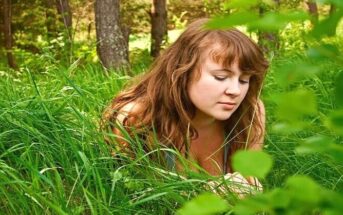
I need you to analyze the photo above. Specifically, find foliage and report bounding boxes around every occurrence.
[1,0,343,214]
[232,151,273,179]
[178,0,343,214]
[177,193,230,215]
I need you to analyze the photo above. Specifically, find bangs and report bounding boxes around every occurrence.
[203,31,268,76]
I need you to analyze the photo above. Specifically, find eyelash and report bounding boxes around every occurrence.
[239,79,249,84]
[214,76,250,84]
[214,76,227,81]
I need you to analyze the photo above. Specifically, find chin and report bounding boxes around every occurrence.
[215,113,233,121]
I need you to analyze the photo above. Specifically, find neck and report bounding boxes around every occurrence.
[191,110,222,131]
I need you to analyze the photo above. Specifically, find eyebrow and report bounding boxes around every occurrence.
[211,68,233,73]
[211,69,252,76]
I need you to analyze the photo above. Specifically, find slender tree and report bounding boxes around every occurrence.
[306,0,318,24]
[0,0,3,46]
[3,0,17,69]
[257,0,280,55]
[329,3,336,16]
[45,0,58,40]
[95,0,129,70]
[150,0,167,57]
[55,0,72,41]
[55,0,73,63]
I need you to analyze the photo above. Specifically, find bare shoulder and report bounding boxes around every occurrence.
[111,101,143,153]
[116,101,143,125]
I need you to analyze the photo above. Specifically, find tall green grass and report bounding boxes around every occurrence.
[263,55,343,192]
[1,32,343,214]
[0,62,222,214]
[1,51,342,213]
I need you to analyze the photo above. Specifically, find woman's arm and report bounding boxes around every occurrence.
[208,172,262,198]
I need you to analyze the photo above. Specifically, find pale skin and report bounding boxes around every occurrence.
[187,53,265,195]
[187,52,251,175]
[113,51,266,196]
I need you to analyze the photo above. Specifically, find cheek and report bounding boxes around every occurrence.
[190,78,217,94]
[188,82,209,103]
[188,79,219,106]
[240,85,250,101]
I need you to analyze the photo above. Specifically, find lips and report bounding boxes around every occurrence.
[218,102,236,110]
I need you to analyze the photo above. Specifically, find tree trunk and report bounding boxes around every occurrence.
[45,0,57,40]
[306,0,318,24]
[55,0,72,40]
[329,4,336,16]
[257,1,280,55]
[55,0,73,63]
[3,0,17,69]
[150,0,167,57]
[0,0,4,47]
[95,0,129,71]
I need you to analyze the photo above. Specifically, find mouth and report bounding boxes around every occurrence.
[218,102,236,110]
[218,102,236,105]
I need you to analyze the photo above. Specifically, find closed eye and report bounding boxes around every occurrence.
[239,79,249,84]
[214,76,227,81]
[240,75,251,84]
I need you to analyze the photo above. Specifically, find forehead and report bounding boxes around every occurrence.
[199,42,256,75]
[201,43,235,67]
[201,56,252,76]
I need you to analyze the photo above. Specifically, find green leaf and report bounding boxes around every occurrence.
[295,135,335,154]
[232,150,273,179]
[248,11,309,31]
[285,175,322,204]
[326,144,343,163]
[206,12,259,29]
[310,9,343,38]
[271,121,307,134]
[320,188,343,213]
[225,0,258,9]
[335,72,343,107]
[233,194,269,215]
[177,193,229,215]
[325,109,343,135]
[267,188,291,209]
[296,134,343,164]
[234,188,290,215]
[320,0,343,8]
[307,44,340,61]
[274,61,320,88]
[272,89,317,121]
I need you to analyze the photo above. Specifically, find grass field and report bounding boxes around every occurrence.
[1,29,343,214]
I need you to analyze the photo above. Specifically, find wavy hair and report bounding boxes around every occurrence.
[102,18,269,164]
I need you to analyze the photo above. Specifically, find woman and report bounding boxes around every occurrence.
[102,18,269,194]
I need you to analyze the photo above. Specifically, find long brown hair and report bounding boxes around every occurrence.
[102,18,268,159]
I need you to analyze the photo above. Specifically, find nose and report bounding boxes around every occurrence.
[224,79,241,96]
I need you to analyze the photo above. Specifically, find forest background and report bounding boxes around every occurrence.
[1,0,343,214]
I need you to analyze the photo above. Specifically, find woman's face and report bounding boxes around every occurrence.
[188,56,251,122]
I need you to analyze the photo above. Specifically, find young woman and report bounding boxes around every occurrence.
[102,18,269,193]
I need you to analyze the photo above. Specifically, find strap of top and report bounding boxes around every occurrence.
[223,143,230,174]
